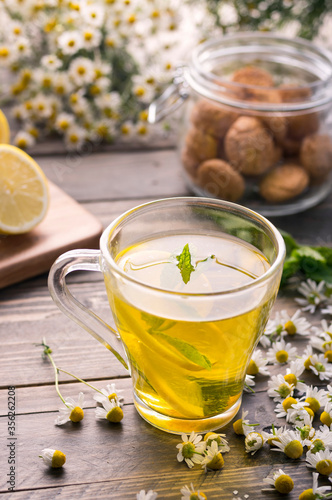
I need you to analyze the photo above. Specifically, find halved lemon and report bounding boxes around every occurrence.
[0,144,49,234]
[0,109,10,143]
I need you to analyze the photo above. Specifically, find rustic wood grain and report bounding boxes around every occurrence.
[0,182,103,289]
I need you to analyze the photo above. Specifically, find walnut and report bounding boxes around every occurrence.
[300,134,332,179]
[232,66,274,88]
[224,116,278,175]
[278,85,320,140]
[184,126,218,163]
[196,159,245,202]
[259,163,309,203]
[190,99,237,139]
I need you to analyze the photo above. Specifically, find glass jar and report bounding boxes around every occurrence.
[149,33,332,216]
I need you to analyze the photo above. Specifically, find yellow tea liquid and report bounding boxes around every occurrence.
[105,233,274,432]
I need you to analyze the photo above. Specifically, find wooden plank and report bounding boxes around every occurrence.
[36,150,189,203]
[0,393,320,497]
[0,182,103,289]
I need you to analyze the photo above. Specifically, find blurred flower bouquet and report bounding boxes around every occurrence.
[0,0,205,150]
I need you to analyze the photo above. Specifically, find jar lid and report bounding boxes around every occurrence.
[185,32,332,113]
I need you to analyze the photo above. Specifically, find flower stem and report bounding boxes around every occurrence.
[57,368,105,396]
[45,349,67,406]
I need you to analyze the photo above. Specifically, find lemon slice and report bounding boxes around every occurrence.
[0,109,10,143]
[0,144,49,234]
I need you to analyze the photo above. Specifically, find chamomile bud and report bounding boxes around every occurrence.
[201,441,224,471]
[263,469,294,494]
[39,448,66,468]
[244,431,265,455]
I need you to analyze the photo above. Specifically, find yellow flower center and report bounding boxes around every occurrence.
[139,110,149,121]
[96,124,108,137]
[13,27,22,35]
[70,93,79,104]
[121,124,130,135]
[284,320,296,335]
[205,452,224,470]
[90,85,101,96]
[299,490,315,500]
[84,32,93,41]
[304,356,313,370]
[18,44,26,52]
[190,494,207,500]
[304,407,315,418]
[135,86,145,97]
[108,392,117,402]
[43,77,52,87]
[51,450,66,468]
[305,397,320,413]
[324,350,332,362]
[77,66,86,75]
[267,436,280,445]
[127,14,136,23]
[37,103,45,111]
[233,418,244,435]
[0,47,9,58]
[28,127,39,138]
[59,120,69,130]
[284,373,297,387]
[276,349,288,363]
[69,133,79,143]
[284,440,303,459]
[151,10,160,18]
[69,406,84,422]
[17,138,28,148]
[316,459,332,476]
[137,125,147,135]
[320,411,332,427]
[246,359,259,376]
[55,85,65,95]
[106,406,123,423]
[68,40,76,47]
[282,396,297,412]
[275,474,294,494]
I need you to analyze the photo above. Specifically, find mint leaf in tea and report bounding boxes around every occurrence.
[176,243,195,284]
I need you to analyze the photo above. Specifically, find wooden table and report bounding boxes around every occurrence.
[1,145,331,499]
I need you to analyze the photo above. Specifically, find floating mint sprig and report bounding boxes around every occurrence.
[176,243,195,284]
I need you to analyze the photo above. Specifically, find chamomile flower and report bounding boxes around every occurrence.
[69,57,95,86]
[41,54,62,71]
[55,392,85,425]
[119,120,134,141]
[310,426,332,453]
[15,37,31,57]
[284,359,307,392]
[203,432,230,452]
[313,320,332,339]
[89,77,110,96]
[201,440,224,471]
[246,349,270,376]
[57,31,83,55]
[296,424,315,441]
[267,374,295,401]
[320,402,332,427]
[93,383,124,406]
[180,484,207,500]
[264,311,284,339]
[286,402,313,426]
[272,429,309,459]
[64,124,87,151]
[299,472,332,499]
[95,397,123,423]
[53,73,74,96]
[302,386,328,414]
[303,345,315,371]
[275,397,298,418]
[132,75,155,102]
[95,92,121,117]
[0,45,15,66]
[263,469,294,494]
[81,3,105,27]
[295,279,326,314]
[280,309,312,336]
[306,449,332,476]
[310,354,332,381]
[244,431,265,455]
[176,432,206,468]
[93,61,112,80]
[55,112,75,133]
[310,333,332,357]
[136,490,158,500]
[233,410,259,435]
[14,130,35,149]
[31,94,53,119]
[259,332,271,348]
[39,448,66,468]
[82,27,102,49]
[266,338,298,364]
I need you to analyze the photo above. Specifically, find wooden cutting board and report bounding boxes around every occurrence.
[0,181,103,289]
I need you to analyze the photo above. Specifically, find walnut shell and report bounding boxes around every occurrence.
[232,66,274,87]
[181,147,199,179]
[190,99,237,139]
[184,127,218,163]
[300,134,332,179]
[259,163,309,203]
[196,159,245,202]
[224,116,278,175]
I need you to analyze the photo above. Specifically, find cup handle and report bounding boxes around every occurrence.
[48,249,129,371]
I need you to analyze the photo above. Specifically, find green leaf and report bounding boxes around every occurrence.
[280,230,299,257]
[176,243,195,284]
[149,330,212,370]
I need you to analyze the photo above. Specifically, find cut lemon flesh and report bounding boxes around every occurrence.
[0,144,49,234]
[0,109,10,144]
